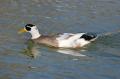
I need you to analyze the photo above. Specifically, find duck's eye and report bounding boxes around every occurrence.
[25,27,31,31]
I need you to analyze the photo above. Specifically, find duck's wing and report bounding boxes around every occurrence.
[56,32,97,41]
[56,33,97,48]
[56,33,75,40]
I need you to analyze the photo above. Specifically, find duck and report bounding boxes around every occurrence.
[19,24,98,48]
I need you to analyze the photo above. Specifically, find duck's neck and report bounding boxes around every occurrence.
[30,30,41,39]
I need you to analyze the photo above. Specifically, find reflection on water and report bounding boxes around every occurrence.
[23,40,86,59]
[22,40,41,58]
[56,49,86,57]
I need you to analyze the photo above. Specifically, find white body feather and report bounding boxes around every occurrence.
[56,33,90,48]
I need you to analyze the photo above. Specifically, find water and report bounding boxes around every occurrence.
[0,0,120,79]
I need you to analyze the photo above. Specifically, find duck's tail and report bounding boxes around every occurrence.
[81,33,97,41]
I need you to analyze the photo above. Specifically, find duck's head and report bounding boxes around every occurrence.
[19,24,41,39]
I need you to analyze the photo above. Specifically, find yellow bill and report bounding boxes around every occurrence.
[18,28,27,34]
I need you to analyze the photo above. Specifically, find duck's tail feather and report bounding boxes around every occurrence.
[81,33,97,41]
